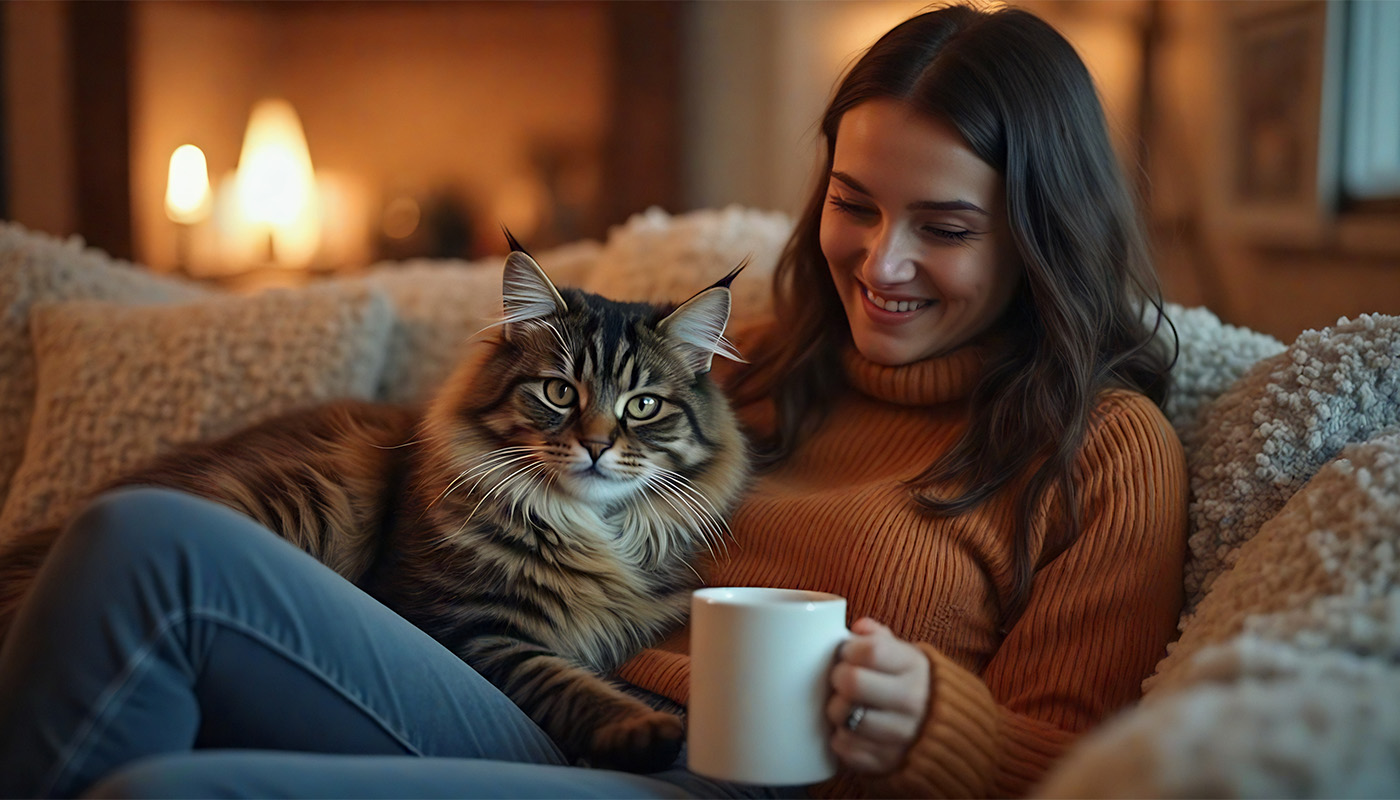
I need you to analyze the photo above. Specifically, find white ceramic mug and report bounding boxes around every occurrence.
[687,587,850,785]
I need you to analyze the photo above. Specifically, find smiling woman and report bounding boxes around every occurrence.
[820,100,1022,366]
[712,5,1186,794]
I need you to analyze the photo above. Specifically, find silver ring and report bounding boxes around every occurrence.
[845,704,867,732]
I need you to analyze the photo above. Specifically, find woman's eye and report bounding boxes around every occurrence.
[542,379,577,408]
[624,394,662,420]
[924,226,974,243]
[827,196,876,219]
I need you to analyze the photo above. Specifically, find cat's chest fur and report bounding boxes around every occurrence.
[377,464,700,674]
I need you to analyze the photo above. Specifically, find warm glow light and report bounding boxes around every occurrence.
[234,98,321,267]
[493,175,550,241]
[164,144,211,225]
[382,195,421,239]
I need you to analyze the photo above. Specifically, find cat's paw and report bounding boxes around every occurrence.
[588,710,685,772]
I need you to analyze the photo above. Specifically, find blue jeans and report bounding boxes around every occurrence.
[0,488,794,798]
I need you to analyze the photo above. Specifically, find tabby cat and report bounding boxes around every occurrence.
[0,246,750,772]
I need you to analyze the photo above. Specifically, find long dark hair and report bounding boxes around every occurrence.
[729,4,1175,625]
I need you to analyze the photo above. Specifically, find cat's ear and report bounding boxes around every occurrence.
[659,261,747,375]
[501,248,568,340]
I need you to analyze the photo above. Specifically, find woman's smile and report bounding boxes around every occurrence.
[860,284,936,321]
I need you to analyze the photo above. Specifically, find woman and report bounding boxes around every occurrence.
[0,5,1184,798]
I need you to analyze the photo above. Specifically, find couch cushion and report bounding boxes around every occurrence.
[1038,657,1400,798]
[0,223,207,510]
[0,284,394,547]
[350,239,601,404]
[1182,313,1400,612]
[582,206,793,328]
[1154,429,1400,693]
[1159,302,1286,444]
[1036,430,1400,798]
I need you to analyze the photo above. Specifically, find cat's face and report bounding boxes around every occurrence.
[465,252,741,508]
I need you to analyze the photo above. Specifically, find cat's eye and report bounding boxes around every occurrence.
[542,379,577,408]
[624,394,662,421]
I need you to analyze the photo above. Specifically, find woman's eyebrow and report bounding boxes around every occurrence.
[830,171,990,217]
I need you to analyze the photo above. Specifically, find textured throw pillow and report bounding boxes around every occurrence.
[582,206,792,327]
[0,222,207,508]
[1182,313,1400,612]
[353,239,602,404]
[0,284,394,547]
[1158,302,1286,444]
[1038,657,1400,798]
[1038,432,1400,799]
[1153,429,1400,693]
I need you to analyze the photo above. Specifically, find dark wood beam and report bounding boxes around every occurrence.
[601,1,683,234]
[69,1,132,259]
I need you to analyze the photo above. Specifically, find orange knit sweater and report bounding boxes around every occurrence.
[617,339,1187,798]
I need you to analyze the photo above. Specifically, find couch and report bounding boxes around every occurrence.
[0,208,1397,797]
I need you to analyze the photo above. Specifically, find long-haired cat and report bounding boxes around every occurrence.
[0,246,750,771]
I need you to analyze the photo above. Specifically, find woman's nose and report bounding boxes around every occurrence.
[862,225,918,285]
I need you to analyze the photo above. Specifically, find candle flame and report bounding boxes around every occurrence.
[234,98,321,267]
[164,144,211,225]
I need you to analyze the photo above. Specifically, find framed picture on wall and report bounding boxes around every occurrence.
[1220,0,1342,246]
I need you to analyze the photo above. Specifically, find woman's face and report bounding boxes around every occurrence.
[820,98,1022,366]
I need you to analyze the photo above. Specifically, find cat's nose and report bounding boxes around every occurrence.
[582,440,612,463]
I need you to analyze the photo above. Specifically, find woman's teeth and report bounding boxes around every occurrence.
[865,287,931,313]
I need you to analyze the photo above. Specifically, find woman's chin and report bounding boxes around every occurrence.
[851,333,933,367]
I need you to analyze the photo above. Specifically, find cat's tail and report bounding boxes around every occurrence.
[0,525,63,649]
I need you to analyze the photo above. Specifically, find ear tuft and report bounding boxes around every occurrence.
[501,225,530,256]
[658,278,741,375]
[501,250,567,340]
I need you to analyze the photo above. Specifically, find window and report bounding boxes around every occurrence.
[1340,0,1400,200]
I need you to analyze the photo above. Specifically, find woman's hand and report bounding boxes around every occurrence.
[826,617,931,774]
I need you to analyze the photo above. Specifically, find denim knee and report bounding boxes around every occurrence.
[80,753,215,799]
[64,486,246,564]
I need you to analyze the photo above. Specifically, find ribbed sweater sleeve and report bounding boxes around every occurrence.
[862,393,1187,798]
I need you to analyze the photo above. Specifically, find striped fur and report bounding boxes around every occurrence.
[0,254,749,772]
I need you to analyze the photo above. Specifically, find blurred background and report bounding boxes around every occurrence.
[3,0,1397,340]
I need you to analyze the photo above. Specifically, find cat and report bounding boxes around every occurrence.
[0,245,750,772]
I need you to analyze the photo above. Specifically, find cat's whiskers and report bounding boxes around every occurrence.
[431,447,538,510]
[633,489,705,582]
[504,462,552,530]
[453,460,550,539]
[648,469,731,556]
[370,436,429,450]
[460,450,540,488]
[642,475,720,563]
[630,483,681,562]
[652,467,730,527]
[437,446,531,495]
[653,467,734,546]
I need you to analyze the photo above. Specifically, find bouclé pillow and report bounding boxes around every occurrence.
[1158,302,1286,443]
[1182,313,1400,612]
[583,206,792,327]
[354,239,601,404]
[1152,429,1400,694]
[0,284,394,547]
[1039,432,1400,799]
[0,222,207,508]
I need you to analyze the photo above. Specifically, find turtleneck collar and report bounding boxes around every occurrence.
[841,344,986,407]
